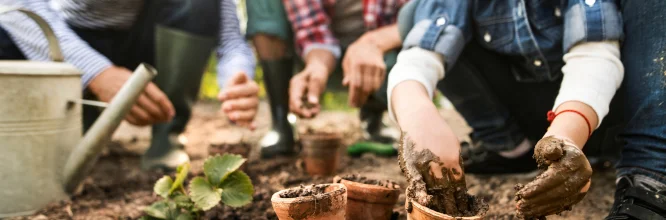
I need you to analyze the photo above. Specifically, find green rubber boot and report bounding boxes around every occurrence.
[142,25,216,171]
[259,58,296,158]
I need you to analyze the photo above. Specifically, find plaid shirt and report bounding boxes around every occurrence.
[283,0,409,58]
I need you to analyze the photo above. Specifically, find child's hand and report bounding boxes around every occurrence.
[398,131,470,216]
[218,72,259,129]
[516,136,592,218]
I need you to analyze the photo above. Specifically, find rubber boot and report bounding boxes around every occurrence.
[141,25,217,171]
[259,59,296,158]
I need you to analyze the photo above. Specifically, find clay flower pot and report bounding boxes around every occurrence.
[339,178,400,220]
[271,183,348,220]
[299,132,343,176]
[406,199,484,220]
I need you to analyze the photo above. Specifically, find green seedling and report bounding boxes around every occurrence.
[142,154,254,220]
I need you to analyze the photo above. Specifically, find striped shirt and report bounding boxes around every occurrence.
[0,0,255,89]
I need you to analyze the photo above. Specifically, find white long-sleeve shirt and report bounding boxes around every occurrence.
[0,0,255,89]
[388,41,623,128]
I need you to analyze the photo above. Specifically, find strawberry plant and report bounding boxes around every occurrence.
[142,154,254,220]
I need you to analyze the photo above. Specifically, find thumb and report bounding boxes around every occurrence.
[226,72,248,87]
[536,136,565,163]
[307,75,323,104]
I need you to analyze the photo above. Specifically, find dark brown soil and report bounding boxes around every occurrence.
[279,184,329,198]
[8,102,617,220]
[335,174,399,189]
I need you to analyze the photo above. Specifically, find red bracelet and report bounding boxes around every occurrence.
[547,110,592,138]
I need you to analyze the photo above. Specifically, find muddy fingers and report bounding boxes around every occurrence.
[516,136,593,218]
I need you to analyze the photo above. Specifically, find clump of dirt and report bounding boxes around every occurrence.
[335,174,400,189]
[398,132,488,217]
[279,184,329,198]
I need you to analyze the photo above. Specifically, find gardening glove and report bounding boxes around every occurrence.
[516,136,592,219]
[219,72,259,129]
[398,132,471,216]
[342,38,386,107]
[288,64,328,118]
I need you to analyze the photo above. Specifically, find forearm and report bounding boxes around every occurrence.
[546,41,623,148]
[217,0,256,87]
[545,101,598,149]
[304,48,337,75]
[0,0,112,88]
[359,24,401,53]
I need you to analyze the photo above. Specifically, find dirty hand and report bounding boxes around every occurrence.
[218,72,259,129]
[398,131,471,216]
[342,39,386,107]
[516,136,592,218]
[289,63,328,118]
[88,66,175,126]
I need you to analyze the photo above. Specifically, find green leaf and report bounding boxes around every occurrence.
[204,154,246,187]
[144,201,169,219]
[169,163,190,194]
[175,212,195,220]
[172,194,194,209]
[219,171,254,207]
[189,176,222,211]
[154,176,174,198]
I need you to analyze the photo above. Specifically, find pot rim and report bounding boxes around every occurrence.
[0,61,81,76]
[340,179,400,192]
[408,199,483,220]
[340,179,400,204]
[271,183,347,204]
[299,132,343,141]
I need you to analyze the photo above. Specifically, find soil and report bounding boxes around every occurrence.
[398,133,487,217]
[8,102,617,220]
[335,174,399,189]
[279,184,329,198]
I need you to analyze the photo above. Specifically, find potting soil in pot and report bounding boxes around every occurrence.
[279,184,330,198]
[334,174,400,189]
[398,133,489,217]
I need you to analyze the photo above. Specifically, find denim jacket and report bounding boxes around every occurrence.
[399,0,622,82]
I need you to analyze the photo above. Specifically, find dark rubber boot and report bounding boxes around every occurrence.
[360,92,394,144]
[142,25,217,171]
[259,59,296,158]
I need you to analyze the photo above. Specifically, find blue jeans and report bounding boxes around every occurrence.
[440,42,624,157]
[617,0,666,182]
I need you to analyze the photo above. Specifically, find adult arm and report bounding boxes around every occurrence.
[0,0,111,88]
[216,0,259,128]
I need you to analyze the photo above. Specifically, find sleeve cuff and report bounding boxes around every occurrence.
[76,54,113,89]
[554,41,623,128]
[402,19,466,70]
[563,0,622,51]
[302,43,341,59]
[387,47,445,123]
[217,56,257,88]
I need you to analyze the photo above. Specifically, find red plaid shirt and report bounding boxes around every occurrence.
[283,0,409,57]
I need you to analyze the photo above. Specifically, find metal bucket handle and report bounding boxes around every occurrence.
[0,6,64,62]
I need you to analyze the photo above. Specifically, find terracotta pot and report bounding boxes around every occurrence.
[406,199,483,220]
[271,183,347,220]
[300,132,342,176]
[340,179,400,220]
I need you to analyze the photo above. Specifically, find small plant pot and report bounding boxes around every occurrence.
[339,179,400,220]
[406,199,484,220]
[271,183,348,220]
[300,132,342,176]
